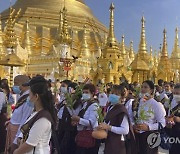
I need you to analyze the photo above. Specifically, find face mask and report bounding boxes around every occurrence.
[82,93,91,101]
[13,86,21,94]
[26,96,34,107]
[108,94,120,105]
[139,93,145,98]
[60,87,67,94]
[173,95,180,102]
[139,93,150,99]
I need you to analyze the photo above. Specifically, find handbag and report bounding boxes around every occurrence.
[158,122,172,150]
[75,121,95,148]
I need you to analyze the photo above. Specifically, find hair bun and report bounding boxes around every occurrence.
[29,76,47,86]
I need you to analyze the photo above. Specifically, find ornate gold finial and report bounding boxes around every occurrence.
[107,3,116,46]
[150,46,153,56]
[149,46,154,66]
[59,6,71,44]
[121,35,126,57]
[129,41,135,60]
[161,29,168,57]
[4,8,21,49]
[0,14,5,58]
[79,25,90,59]
[57,10,63,41]
[153,50,158,67]
[25,19,31,55]
[172,27,180,58]
[138,16,147,53]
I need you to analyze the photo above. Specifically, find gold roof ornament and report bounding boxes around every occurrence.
[0,47,25,67]
[60,6,72,45]
[57,10,64,41]
[4,8,21,49]
[104,3,120,58]
[161,29,168,58]
[138,16,147,54]
[121,35,126,58]
[130,54,149,71]
[0,14,5,58]
[154,50,158,67]
[107,3,117,47]
[171,27,180,58]
[129,41,135,61]
[79,25,90,59]
[24,19,31,55]
[149,46,154,67]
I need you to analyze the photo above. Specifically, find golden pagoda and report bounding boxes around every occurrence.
[1,0,108,81]
[171,28,180,70]
[157,29,173,81]
[130,16,150,83]
[170,27,180,82]
[1,0,180,83]
[97,3,123,84]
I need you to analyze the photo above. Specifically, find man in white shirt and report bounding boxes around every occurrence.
[5,75,34,154]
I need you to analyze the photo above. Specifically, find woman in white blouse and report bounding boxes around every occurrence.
[97,85,136,154]
[132,80,166,154]
[71,83,99,154]
[13,76,57,154]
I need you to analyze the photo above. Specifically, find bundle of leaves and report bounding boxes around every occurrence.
[65,84,84,110]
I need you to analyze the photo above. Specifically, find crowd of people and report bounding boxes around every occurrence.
[0,75,179,154]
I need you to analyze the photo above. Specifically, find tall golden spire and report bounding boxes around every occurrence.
[161,29,168,57]
[150,46,153,57]
[25,19,31,55]
[4,8,21,49]
[0,15,5,58]
[121,35,126,57]
[138,16,147,53]
[79,25,90,59]
[107,3,116,46]
[129,41,135,61]
[57,10,63,41]
[172,27,180,58]
[149,46,154,66]
[154,50,158,67]
[60,6,71,44]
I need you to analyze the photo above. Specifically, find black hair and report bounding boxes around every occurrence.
[129,84,136,92]
[112,84,126,96]
[68,82,78,90]
[158,79,164,87]
[30,77,57,124]
[62,80,72,86]
[83,84,96,95]
[120,82,129,90]
[143,80,155,90]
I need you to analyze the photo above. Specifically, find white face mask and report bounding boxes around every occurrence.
[173,95,180,102]
[82,93,91,101]
[139,93,150,99]
[60,87,67,94]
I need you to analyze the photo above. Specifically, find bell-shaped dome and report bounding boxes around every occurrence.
[2,0,98,21]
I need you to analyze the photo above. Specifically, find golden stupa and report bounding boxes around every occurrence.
[1,0,108,81]
[0,1,180,83]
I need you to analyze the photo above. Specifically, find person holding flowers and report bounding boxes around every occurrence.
[97,85,136,154]
[131,80,166,154]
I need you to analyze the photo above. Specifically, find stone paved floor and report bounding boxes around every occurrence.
[98,143,169,154]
